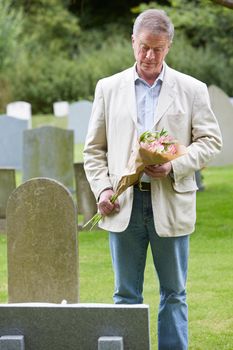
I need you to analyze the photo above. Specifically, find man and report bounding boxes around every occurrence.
[84,9,222,350]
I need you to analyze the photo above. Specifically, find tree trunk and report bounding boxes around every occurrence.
[212,0,233,9]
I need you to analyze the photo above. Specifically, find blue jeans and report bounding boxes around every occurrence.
[109,188,189,350]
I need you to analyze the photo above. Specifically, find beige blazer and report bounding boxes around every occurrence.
[84,63,222,236]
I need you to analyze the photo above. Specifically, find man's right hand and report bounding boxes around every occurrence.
[98,189,120,216]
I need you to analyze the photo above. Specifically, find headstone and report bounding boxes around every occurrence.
[0,219,6,232]
[208,85,233,166]
[68,100,93,143]
[22,126,74,191]
[53,101,69,117]
[74,162,97,227]
[6,101,31,128]
[0,116,28,169]
[0,168,16,218]
[6,178,78,303]
[0,303,150,350]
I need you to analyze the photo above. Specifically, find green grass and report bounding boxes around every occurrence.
[1,166,232,349]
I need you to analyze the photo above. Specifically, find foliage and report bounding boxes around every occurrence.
[0,1,23,110]
[0,1,23,71]
[12,34,134,113]
[1,0,233,113]
[11,0,80,57]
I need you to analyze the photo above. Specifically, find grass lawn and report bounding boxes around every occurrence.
[0,115,232,349]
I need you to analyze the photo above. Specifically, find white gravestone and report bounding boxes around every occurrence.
[68,100,93,143]
[208,85,233,166]
[6,101,31,127]
[53,101,69,117]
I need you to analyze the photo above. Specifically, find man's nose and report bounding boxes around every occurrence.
[146,48,155,59]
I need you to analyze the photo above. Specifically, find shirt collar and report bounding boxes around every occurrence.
[134,62,164,86]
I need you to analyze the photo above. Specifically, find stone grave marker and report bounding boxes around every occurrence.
[208,85,233,166]
[0,115,28,169]
[53,101,69,117]
[0,168,16,218]
[68,100,93,143]
[0,303,150,350]
[6,178,78,303]
[6,101,32,128]
[22,126,74,191]
[74,162,97,227]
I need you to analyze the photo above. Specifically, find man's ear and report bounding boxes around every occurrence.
[131,34,135,47]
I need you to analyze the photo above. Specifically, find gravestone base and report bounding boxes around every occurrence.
[0,303,150,350]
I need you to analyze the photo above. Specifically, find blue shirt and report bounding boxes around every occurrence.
[134,65,164,136]
[134,65,164,182]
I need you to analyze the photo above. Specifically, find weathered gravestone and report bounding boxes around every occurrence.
[0,168,16,219]
[6,178,78,303]
[22,126,74,191]
[6,101,32,128]
[208,85,233,166]
[74,162,97,227]
[0,116,28,169]
[53,101,69,117]
[68,100,93,143]
[0,303,150,350]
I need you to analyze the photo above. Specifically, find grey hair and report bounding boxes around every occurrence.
[133,9,174,43]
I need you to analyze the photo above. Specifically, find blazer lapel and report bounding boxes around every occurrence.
[154,64,177,126]
[120,67,138,127]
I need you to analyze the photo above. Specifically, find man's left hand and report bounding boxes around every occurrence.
[144,161,172,179]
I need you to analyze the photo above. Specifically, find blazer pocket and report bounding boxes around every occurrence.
[172,176,198,193]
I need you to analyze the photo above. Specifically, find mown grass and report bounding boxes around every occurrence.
[0,114,232,349]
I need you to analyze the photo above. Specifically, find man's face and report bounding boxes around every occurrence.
[132,30,171,83]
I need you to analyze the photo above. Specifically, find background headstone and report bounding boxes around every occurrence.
[53,101,69,117]
[0,304,150,350]
[74,162,97,227]
[6,101,32,128]
[0,335,25,350]
[68,100,93,143]
[6,178,78,303]
[22,126,74,191]
[0,116,28,169]
[0,168,16,218]
[98,336,124,350]
[208,85,233,166]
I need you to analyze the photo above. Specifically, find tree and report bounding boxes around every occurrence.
[212,0,233,9]
[12,0,81,57]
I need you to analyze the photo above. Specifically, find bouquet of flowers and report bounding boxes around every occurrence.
[83,128,187,230]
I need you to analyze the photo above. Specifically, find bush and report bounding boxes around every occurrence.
[167,33,233,94]
[11,36,134,113]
